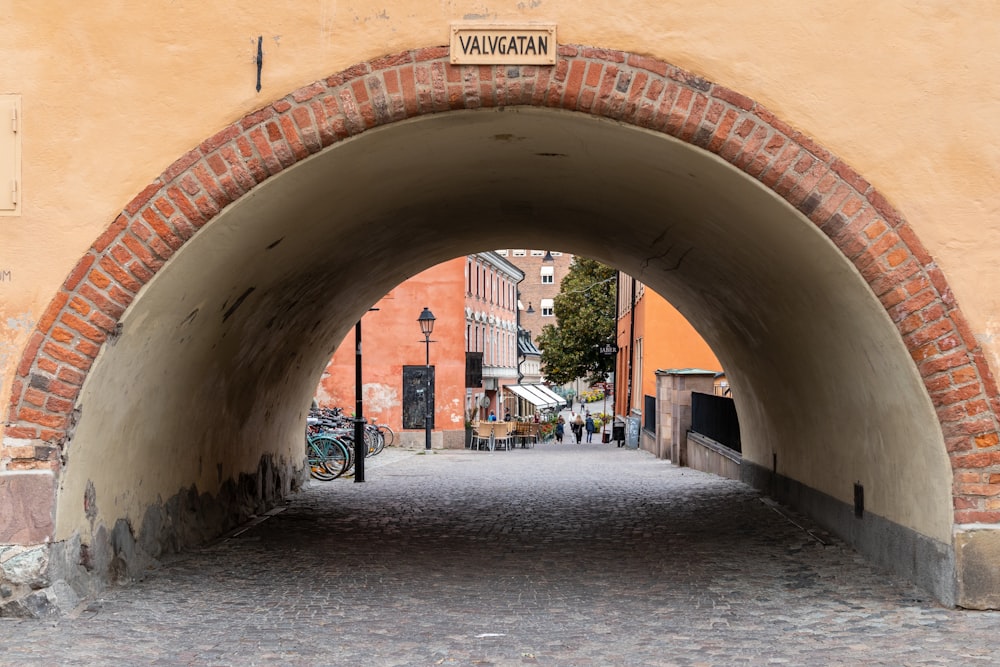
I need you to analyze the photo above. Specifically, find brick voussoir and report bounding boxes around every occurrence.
[278,114,311,160]
[124,182,165,217]
[290,105,323,153]
[291,82,326,103]
[18,406,68,429]
[60,312,106,344]
[121,233,165,274]
[192,162,234,209]
[710,85,754,111]
[78,283,126,321]
[219,145,259,192]
[92,215,129,254]
[141,207,184,251]
[63,253,97,291]
[98,255,141,294]
[199,124,241,156]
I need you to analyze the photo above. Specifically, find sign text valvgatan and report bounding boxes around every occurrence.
[450,24,557,66]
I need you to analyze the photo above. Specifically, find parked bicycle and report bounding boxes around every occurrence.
[305,406,389,480]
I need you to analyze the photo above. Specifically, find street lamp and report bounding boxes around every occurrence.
[418,307,436,451]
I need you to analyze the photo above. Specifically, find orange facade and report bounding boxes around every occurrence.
[615,277,721,417]
[317,254,522,447]
[317,259,470,447]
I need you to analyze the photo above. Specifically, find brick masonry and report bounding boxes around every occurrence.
[3,44,998,530]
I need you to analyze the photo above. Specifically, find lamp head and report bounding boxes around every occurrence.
[418,307,436,336]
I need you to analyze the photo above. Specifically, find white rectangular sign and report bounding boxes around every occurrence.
[450,23,557,66]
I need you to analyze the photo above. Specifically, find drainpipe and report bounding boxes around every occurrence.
[515,274,526,418]
[626,275,636,415]
[613,271,621,415]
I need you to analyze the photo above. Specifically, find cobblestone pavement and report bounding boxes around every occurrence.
[3,442,1000,666]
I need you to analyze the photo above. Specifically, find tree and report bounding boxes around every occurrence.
[536,257,617,386]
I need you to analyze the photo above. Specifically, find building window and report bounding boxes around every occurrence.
[495,249,508,256]
[540,266,554,284]
[530,250,545,256]
[512,249,526,256]
[541,298,554,317]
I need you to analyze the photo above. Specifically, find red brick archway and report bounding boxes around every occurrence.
[6,45,999,524]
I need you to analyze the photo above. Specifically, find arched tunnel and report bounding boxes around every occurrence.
[9,43,995,614]
[53,103,953,603]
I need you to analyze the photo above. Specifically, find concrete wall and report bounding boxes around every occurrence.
[686,432,741,482]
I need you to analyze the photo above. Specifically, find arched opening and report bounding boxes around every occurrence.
[5,47,995,608]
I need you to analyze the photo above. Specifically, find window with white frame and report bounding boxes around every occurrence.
[512,249,526,256]
[540,265,554,284]
[541,298,554,317]
[530,249,545,256]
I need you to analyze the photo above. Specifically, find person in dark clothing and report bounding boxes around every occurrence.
[572,413,584,443]
[585,415,596,442]
[555,416,565,443]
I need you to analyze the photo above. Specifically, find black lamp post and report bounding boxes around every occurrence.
[418,307,436,451]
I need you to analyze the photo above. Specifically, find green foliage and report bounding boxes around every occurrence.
[537,257,617,386]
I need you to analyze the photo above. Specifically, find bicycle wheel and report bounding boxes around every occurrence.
[306,435,337,481]
[379,424,394,447]
[320,435,353,479]
[365,426,383,457]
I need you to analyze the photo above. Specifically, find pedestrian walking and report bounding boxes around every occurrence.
[555,416,565,443]
[573,413,585,443]
[585,414,596,442]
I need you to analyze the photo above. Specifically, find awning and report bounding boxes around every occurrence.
[506,384,554,408]
[530,383,566,406]
[505,384,566,409]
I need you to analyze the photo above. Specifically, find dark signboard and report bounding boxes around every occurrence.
[466,352,483,388]
[402,365,435,430]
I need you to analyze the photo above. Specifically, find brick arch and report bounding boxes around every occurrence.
[5,45,998,523]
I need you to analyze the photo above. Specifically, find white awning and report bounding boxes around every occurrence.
[506,384,559,409]
[505,384,566,409]
[529,384,566,406]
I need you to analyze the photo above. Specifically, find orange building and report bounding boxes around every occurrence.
[317,253,523,447]
[615,275,722,434]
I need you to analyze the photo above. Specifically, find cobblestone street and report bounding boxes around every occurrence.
[3,442,999,666]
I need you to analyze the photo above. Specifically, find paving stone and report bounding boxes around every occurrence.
[2,442,1000,665]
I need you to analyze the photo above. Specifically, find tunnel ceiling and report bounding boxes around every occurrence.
[170,107,892,381]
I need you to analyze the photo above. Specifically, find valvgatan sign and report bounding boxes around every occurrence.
[450,23,557,66]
